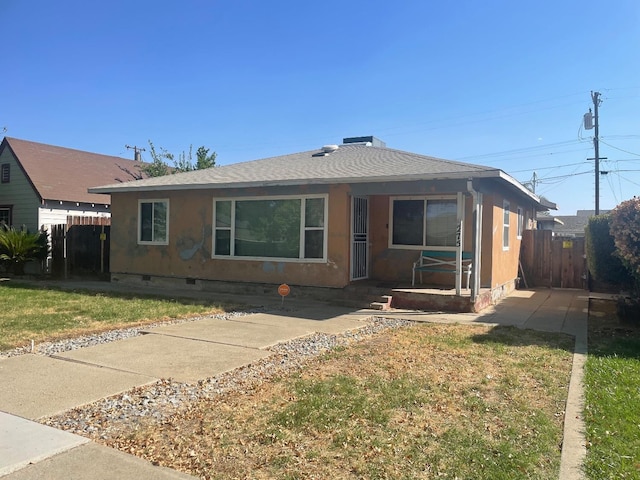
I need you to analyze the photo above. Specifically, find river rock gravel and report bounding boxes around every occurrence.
[40,314,413,441]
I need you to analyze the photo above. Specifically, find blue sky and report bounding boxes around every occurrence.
[3,0,639,215]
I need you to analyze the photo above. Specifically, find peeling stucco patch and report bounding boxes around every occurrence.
[179,226,205,260]
[262,262,286,274]
[263,262,275,273]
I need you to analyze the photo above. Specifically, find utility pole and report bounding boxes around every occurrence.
[125,144,146,162]
[524,171,539,194]
[591,91,601,215]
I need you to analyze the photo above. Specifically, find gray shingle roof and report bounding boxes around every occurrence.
[90,144,512,193]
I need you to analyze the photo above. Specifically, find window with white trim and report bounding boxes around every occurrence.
[516,206,524,239]
[138,199,169,244]
[0,206,11,226]
[390,196,458,248]
[213,195,327,261]
[503,200,510,250]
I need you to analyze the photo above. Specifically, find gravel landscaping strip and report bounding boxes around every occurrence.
[0,310,264,358]
[41,316,413,440]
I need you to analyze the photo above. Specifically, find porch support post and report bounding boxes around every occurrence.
[455,192,464,296]
[471,191,483,301]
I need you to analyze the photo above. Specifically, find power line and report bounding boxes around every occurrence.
[510,160,590,174]
[599,139,640,157]
[455,139,584,162]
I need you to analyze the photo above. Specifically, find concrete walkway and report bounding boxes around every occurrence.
[0,284,588,479]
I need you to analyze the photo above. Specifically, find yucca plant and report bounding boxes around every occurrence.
[0,226,46,275]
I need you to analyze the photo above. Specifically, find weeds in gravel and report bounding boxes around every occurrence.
[106,323,573,480]
[0,282,232,350]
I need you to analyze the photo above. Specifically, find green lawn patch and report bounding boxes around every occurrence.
[0,282,233,351]
[584,299,640,479]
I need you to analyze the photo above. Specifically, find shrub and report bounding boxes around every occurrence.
[585,214,633,290]
[609,198,640,295]
[0,226,47,275]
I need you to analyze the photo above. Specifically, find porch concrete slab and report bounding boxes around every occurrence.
[3,442,196,480]
[0,355,153,420]
[0,411,89,477]
[56,334,271,383]
[142,316,314,349]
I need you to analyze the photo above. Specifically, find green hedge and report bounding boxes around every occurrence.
[585,215,633,290]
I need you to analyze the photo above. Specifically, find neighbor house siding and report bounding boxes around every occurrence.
[0,147,40,231]
[38,203,110,230]
[109,184,353,288]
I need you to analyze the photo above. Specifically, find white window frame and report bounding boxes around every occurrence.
[137,199,169,245]
[0,206,11,226]
[516,206,524,239]
[503,200,510,251]
[212,194,328,263]
[388,195,459,250]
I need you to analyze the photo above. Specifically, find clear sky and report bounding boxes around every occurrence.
[3,0,639,215]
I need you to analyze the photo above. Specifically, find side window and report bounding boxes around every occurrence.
[517,206,524,239]
[503,200,510,250]
[138,200,169,244]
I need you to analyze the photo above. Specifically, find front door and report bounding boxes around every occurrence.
[351,196,369,280]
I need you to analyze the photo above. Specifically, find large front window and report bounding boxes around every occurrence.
[138,199,169,244]
[390,197,458,248]
[214,195,327,260]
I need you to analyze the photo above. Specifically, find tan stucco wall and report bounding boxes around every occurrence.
[109,185,352,288]
[484,192,525,289]
[109,183,531,292]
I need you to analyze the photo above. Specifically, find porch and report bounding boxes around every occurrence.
[341,281,494,314]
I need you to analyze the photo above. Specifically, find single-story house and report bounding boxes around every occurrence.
[90,136,549,310]
[0,137,146,232]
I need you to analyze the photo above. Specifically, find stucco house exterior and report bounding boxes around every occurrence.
[90,136,548,310]
[0,137,145,233]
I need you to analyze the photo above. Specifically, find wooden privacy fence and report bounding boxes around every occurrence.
[519,229,586,289]
[50,216,110,277]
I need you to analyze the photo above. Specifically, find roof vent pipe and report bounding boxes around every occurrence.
[322,145,339,153]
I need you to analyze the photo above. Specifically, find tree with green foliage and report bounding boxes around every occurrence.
[610,197,640,291]
[139,141,217,177]
[0,226,47,275]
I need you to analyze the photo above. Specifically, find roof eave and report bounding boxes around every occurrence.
[89,170,503,194]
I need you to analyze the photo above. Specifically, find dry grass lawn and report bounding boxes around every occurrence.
[101,323,574,479]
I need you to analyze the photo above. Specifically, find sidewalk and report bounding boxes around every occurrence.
[0,284,588,479]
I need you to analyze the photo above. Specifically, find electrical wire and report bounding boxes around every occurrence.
[455,139,585,162]
[605,173,619,205]
[599,139,640,157]
[510,160,592,174]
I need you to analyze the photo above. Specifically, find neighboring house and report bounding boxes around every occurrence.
[538,209,611,237]
[90,136,550,308]
[536,214,564,233]
[0,137,146,232]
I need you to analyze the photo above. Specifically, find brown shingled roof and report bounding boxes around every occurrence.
[1,137,146,204]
